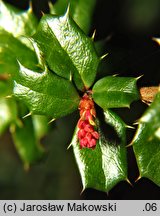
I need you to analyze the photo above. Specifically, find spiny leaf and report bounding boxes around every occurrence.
[0,98,17,135]
[33,11,99,90]
[71,109,127,192]
[92,76,139,109]
[13,63,80,118]
[49,0,96,34]
[133,92,160,186]
[0,0,38,38]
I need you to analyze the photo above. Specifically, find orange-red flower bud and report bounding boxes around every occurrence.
[77,92,100,149]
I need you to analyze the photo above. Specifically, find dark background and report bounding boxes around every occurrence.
[0,0,160,199]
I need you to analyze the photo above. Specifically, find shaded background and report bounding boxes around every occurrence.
[0,0,160,199]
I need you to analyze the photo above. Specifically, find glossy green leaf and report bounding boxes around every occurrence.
[33,12,100,90]
[0,98,17,135]
[71,109,127,192]
[92,76,139,109]
[0,0,38,38]
[0,46,19,76]
[0,30,38,72]
[13,63,80,118]
[11,116,44,166]
[49,0,96,34]
[133,92,160,186]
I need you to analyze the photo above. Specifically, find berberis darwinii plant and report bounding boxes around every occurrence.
[0,0,160,192]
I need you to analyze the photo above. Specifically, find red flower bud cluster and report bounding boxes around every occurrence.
[77,93,99,149]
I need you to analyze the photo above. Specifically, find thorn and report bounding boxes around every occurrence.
[125,125,135,129]
[22,112,32,119]
[41,10,45,16]
[126,141,134,147]
[48,118,56,124]
[133,120,139,125]
[112,73,119,77]
[67,142,72,150]
[80,187,85,196]
[91,29,96,40]
[64,3,70,19]
[126,178,133,187]
[135,175,141,183]
[69,71,72,81]
[100,53,108,61]
[141,100,150,106]
[135,74,143,81]
[5,95,12,99]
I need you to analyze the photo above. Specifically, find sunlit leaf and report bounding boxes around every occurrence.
[33,12,99,90]
[92,76,139,109]
[49,0,96,34]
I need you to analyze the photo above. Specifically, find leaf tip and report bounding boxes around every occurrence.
[91,29,96,41]
[100,53,109,61]
[135,175,141,183]
[80,187,85,195]
[126,141,134,147]
[67,142,72,150]
[69,71,72,81]
[112,73,119,77]
[41,10,45,16]
[64,4,70,19]
[126,178,133,187]
[125,124,135,129]
[135,74,143,81]
[48,118,56,124]
[133,120,139,125]
[23,112,32,119]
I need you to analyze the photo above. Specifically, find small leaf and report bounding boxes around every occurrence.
[33,12,99,90]
[92,76,139,109]
[50,0,96,34]
[0,98,17,135]
[11,116,44,166]
[71,109,127,192]
[13,64,80,118]
[0,1,38,38]
[133,92,160,186]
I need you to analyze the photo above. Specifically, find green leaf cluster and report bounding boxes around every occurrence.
[0,1,48,166]
[0,0,142,192]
